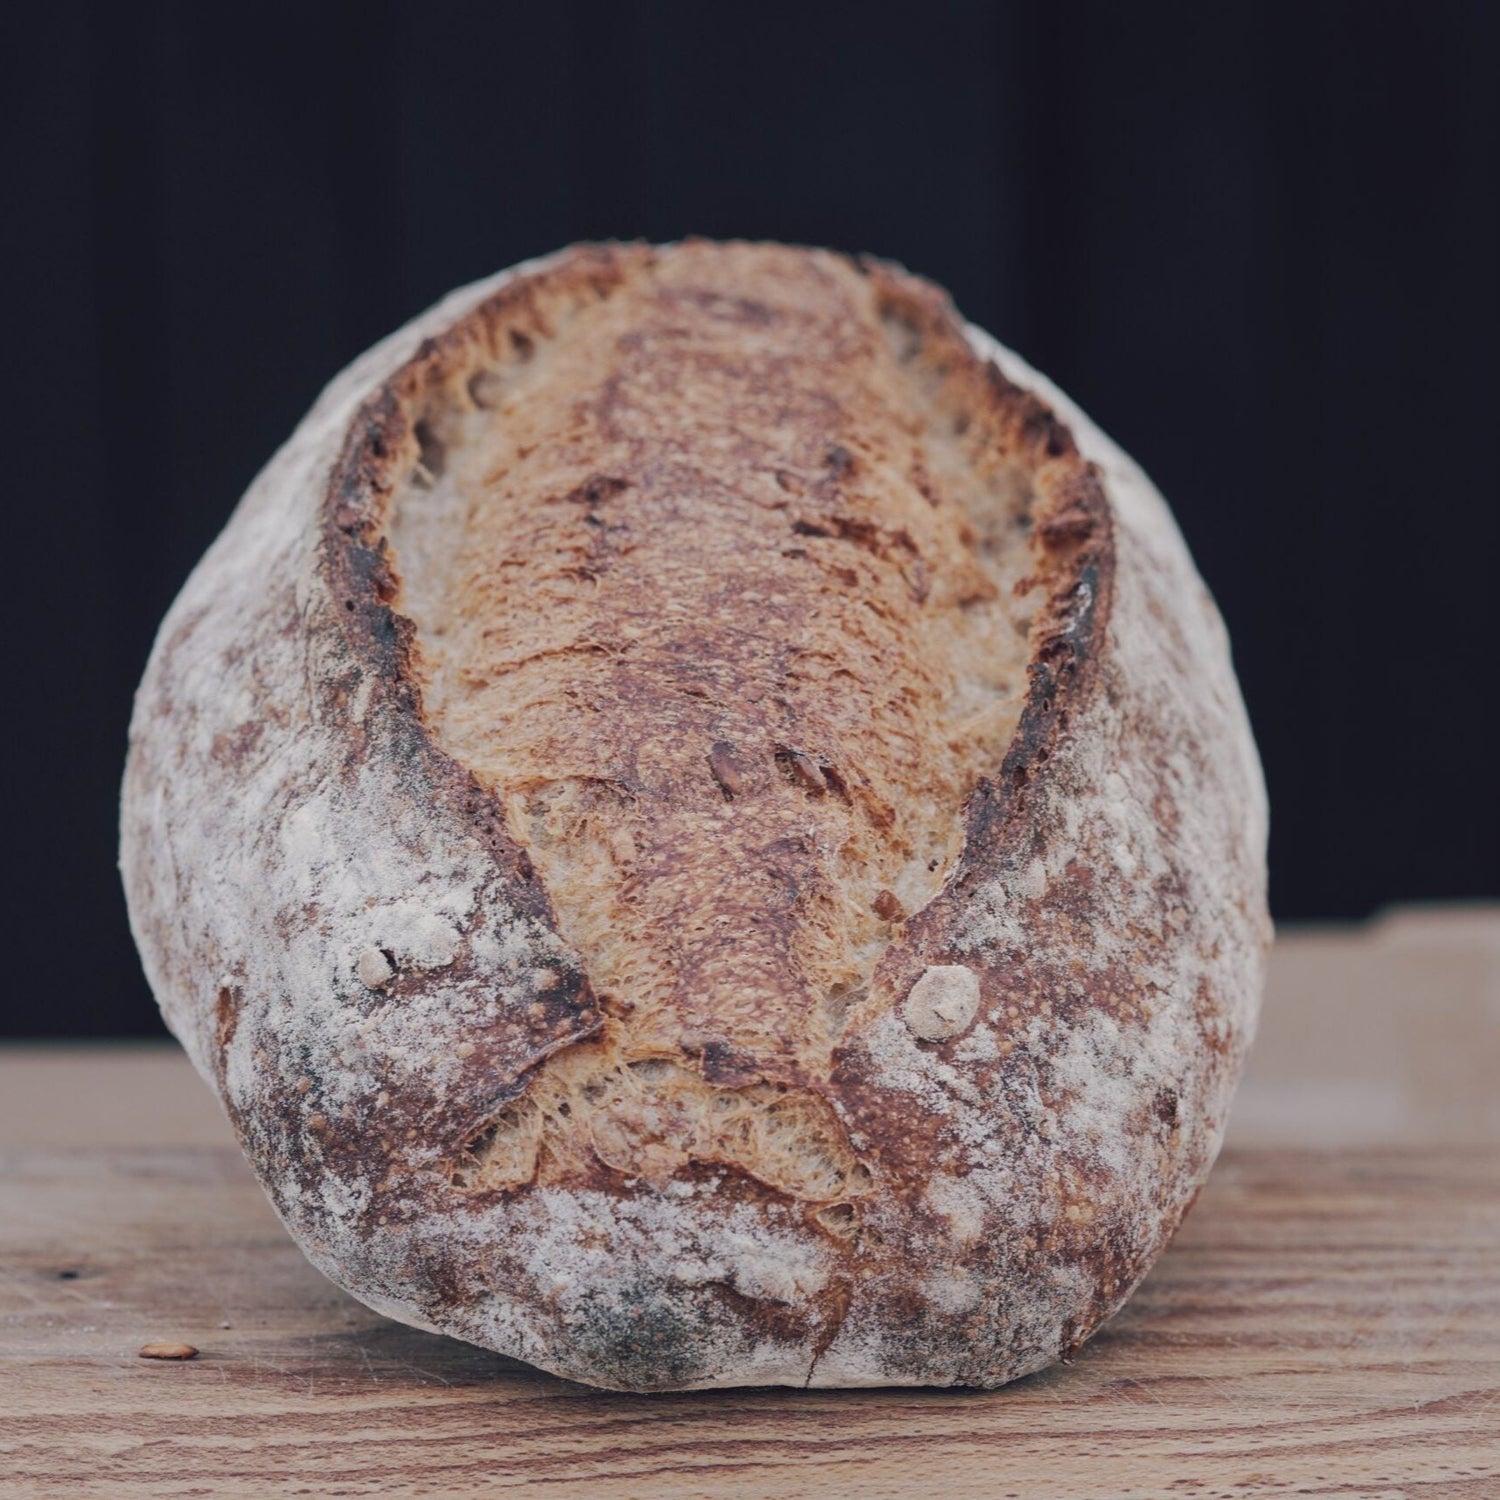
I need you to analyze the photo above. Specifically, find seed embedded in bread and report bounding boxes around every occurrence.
[902,965,982,1042]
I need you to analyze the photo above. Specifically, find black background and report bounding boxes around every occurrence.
[4,2,1496,1038]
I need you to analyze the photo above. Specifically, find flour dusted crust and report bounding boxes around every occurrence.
[120,242,1269,1391]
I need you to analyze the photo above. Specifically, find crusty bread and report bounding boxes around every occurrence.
[120,241,1269,1391]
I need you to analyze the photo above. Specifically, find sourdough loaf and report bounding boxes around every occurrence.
[120,241,1269,1390]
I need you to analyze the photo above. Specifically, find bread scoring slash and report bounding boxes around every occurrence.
[120,242,1269,1391]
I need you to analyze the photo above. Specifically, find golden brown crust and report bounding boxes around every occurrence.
[122,241,1268,1391]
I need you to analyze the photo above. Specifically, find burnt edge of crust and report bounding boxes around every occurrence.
[840,264,1122,1371]
[319,246,641,935]
[301,251,651,1219]
[852,252,1115,905]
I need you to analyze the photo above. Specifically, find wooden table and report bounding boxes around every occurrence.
[4,908,1499,1498]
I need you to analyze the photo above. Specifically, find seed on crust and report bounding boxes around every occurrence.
[902,965,981,1041]
[357,947,395,989]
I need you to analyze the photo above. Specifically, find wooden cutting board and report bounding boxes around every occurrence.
[3,1142,1497,1496]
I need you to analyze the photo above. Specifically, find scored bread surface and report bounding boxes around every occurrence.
[121,241,1269,1390]
[390,245,1035,1202]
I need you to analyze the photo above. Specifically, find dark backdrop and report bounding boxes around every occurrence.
[4,2,1496,1037]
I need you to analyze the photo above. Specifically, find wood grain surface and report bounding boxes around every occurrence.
[3,1142,1497,1499]
[5,913,1499,1497]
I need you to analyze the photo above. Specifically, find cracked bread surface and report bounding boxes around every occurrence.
[121,241,1270,1391]
[387,243,1035,1203]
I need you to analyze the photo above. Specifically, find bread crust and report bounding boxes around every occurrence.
[121,242,1269,1390]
